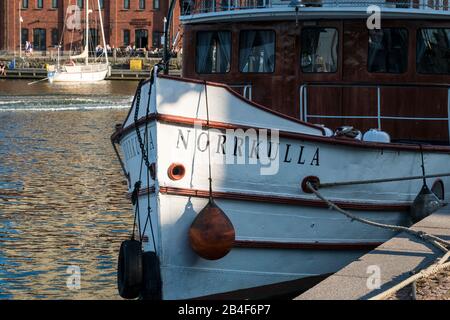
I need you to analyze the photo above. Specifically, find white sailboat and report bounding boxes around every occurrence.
[47,0,109,83]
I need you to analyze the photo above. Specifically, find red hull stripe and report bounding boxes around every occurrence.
[233,240,382,251]
[130,186,410,212]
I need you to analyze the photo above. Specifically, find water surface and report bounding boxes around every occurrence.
[0,79,137,299]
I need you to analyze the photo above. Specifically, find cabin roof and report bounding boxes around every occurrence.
[180,1,450,24]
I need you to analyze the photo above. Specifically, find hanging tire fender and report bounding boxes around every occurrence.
[141,251,162,300]
[117,240,143,299]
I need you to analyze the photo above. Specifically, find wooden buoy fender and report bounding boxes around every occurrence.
[117,240,143,299]
[188,199,236,260]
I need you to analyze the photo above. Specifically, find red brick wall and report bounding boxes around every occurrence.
[0,0,180,53]
[0,1,5,51]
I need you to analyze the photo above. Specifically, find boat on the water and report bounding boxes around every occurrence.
[47,0,109,83]
[112,0,450,300]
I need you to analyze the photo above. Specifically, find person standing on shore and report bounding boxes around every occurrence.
[0,61,6,76]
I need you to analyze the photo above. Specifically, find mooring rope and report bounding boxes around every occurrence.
[204,81,214,201]
[132,68,158,252]
[305,182,450,299]
[315,172,450,189]
[305,182,450,250]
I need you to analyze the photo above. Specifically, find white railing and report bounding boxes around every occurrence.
[229,84,253,100]
[181,0,450,15]
[299,82,450,139]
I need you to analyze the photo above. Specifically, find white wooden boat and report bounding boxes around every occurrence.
[112,73,448,299]
[112,0,450,300]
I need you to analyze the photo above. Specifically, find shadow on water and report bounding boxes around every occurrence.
[0,80,137,299]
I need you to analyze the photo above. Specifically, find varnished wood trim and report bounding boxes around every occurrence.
[113,111,450,154]
[233,240,382,251]
[152,186,410,212]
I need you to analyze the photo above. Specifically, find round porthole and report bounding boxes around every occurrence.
[168,163,186,181]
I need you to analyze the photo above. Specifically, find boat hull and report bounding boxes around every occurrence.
[114,74,450,299]
[47,64,108,83]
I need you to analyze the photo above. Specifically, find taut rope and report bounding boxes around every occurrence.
[305,182,450,300]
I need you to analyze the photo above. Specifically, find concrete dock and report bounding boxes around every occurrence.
[296,207,450,300]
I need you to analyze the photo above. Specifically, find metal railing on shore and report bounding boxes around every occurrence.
[0,68,181,81]
[181,0,450,15]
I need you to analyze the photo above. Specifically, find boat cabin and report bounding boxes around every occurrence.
[179,0,450,144]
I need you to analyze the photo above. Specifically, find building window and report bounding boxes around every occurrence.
[196,31,231,74]
[77,0,83,8]
[123,29,130,46]
[239,30,275,73]
[153,0,160,9]
[417,28,450,74]
[182,0,191,14]
[152,31,163,48]
[99,0,104,9]
[368,28,408,73]
[89,28,99,51]
[135,29,149,49]
[139,0,146,9]
[51,29,59,46]
[124,0,130,9]
[33,28,46,51]
[51,0,58,9]
[37,0,43,9]
[22,0,29,9]
[301,27,338,73]
[21,29,29,47]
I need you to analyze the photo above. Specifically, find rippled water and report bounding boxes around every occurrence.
[0,79,137,299]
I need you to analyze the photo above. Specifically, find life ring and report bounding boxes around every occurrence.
[117,240,143,299]
[140,251,162,300]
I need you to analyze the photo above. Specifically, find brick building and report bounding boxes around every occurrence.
[0,0,180,54]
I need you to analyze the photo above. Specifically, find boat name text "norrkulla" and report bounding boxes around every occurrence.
[176,128,320,167]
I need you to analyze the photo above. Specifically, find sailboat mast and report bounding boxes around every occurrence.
[85,0,89,65]
[97,0,108,65]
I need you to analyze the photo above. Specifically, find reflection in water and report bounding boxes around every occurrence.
[0,81,136,299]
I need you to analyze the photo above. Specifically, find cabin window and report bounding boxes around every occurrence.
[368,28,408,73]
[196,31,231,74]
[239,30,275,73]
[417,28,450,74]
[301,27,338,73]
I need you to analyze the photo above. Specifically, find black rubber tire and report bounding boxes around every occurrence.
[117,240,143,299]
[140,251,162,300]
